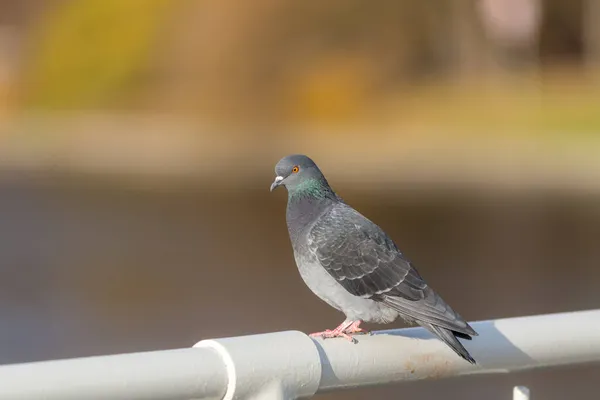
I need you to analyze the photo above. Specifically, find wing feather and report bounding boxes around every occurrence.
[308,204,477,336]
[308,205,426,300]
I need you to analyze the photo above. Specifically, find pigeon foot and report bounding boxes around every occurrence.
[309,320,367,343]
[309,329,357,343]
[345,320,370,335]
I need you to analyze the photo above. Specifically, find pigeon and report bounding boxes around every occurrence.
[270,154,478,364]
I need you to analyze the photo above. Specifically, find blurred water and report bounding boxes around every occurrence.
[0,172,599,399]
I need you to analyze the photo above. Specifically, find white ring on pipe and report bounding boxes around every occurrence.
[195,340,236,400]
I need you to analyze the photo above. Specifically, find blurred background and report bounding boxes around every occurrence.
[0,0,599,399]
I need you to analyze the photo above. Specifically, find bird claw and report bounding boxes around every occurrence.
[309,329,332,337]
[310,330,357,343]
[345,327,368,335]
[309,320,369,343]
[344,320,370,336]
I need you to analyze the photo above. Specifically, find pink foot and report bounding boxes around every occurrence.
[309,329,333,337]
[345,320,370,335]
[309,320,364,343]
[309,329,356,343]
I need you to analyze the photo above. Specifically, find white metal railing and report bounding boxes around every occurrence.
[513,386,531,400]
[0,309,599,400]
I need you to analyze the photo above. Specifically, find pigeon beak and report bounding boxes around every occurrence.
[270,176,284,192]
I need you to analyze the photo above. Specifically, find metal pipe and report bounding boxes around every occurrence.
[194,331,321,400]
[0,309,599,399]
[315,309,600,391]
[513,386,530,400]
[0,348,227,400]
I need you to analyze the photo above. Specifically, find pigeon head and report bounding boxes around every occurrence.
[270,154,333,197]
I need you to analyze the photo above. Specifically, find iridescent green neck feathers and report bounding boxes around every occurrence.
[288,177,334,200]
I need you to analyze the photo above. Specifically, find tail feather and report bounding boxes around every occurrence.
[382,294,477,337]
[420,322,476,364]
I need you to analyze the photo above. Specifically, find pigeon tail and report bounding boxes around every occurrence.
[419,322,477,364]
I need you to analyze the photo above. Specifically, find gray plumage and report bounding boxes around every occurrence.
[270,154,477,364]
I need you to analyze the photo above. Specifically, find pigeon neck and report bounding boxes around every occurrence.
[286,179,337,235]
[287,177,335,202]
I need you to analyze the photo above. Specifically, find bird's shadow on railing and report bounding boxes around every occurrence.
[374,320,535,369]
[380,321,535,373]
[312,319,535,391]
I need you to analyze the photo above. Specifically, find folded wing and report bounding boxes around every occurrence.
[308,204,476,336]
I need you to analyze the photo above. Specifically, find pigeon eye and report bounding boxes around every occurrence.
[292,166,300,173]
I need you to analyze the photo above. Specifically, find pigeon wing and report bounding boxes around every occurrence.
[307,204,476,336]
[307,204,426,299]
